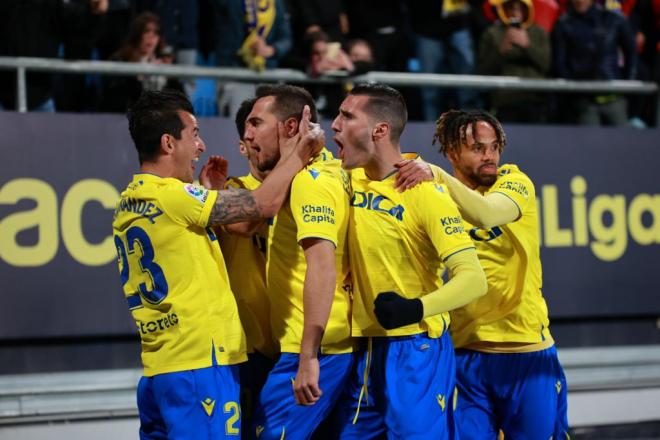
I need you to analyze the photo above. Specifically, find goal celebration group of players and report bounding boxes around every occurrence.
[112,82,569,439]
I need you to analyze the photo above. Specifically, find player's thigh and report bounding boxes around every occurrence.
[253,352,354,440]
[335,347,387,440]
[382,332,458,439]
[151,365,241,440]
[454,350,498,440]
[500,347,567,439]
[137,376,168,440]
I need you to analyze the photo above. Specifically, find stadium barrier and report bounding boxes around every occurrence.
[0,56,657,114]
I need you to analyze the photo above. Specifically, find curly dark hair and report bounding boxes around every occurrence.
[433,109,506,157]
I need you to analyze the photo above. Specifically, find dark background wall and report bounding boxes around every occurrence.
[1,113,659,373]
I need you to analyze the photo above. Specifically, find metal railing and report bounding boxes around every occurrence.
[0,56,658,114]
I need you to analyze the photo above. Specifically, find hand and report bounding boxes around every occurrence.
[199,155,229,190]
[506,27,529,49]
[394,159,434,191]
[251,36,275,58]
[278,105,324,164]
[90,0,108,14]
[374,291,423,330]
[294,355,322,405]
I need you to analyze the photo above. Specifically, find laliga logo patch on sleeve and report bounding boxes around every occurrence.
[183,183,209,203]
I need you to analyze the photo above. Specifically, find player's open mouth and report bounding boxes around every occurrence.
[334,138,344,159]
[480,164,496,173]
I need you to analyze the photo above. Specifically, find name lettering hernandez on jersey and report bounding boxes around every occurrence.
[115,198,164,224]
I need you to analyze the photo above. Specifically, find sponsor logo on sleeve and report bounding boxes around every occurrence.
[302,205,336,224]
[184,184,209,203]
[440,216,465,235]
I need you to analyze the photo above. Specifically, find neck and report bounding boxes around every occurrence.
[454,168,480,190]
[249,163,267,182]
[141,161,174,179]
[363,142,402,180]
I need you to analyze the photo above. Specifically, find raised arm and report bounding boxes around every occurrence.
[430,164,520,229]
[204,105,323,227]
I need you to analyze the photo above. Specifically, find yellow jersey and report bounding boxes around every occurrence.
[267,149,353,354]
[349,168,474,338]
[450,164,553,350]
[219,173,276,358]
[112,174,247,376]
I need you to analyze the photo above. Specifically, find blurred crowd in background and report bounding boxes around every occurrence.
[0,0,658,126]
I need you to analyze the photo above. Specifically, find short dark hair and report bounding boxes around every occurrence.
[433,109,506,156]
[348,83,407,142]
[235,98,256,140]
[127,89,194,164]
[255,84,318,123]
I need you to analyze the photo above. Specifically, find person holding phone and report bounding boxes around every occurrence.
[477,0,551,123]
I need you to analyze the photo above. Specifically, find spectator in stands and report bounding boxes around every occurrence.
[343,0,409,72]
[101,12,183,112]
[346,39,375,74]
[0,0,107,112]
[628,0,660,127]
[408,0,481,121]
[478,0,552,122]
[139,0,199,97]
[287,0,348,44]
[553,0,637,125]
[306,31,352,118]
[212,0,292,116]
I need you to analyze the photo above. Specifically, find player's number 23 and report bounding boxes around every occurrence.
[114,227,169,304]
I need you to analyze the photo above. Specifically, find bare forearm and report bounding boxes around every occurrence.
[208,188,262,227]
[300,253,336,358]
[252,154,304,217]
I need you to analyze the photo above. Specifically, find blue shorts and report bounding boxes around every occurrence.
[137,364,241,440]
[252,352,354,440]
[337,331,458,440]
[455,346,569,439]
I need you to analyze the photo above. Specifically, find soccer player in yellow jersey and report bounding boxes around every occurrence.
[218,98,277,430]
[112,89,322,439]
[242,84,354,439]
[331,83,487,439]
[425,109,569,439]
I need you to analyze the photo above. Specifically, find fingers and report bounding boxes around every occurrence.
[294,383,322,406]
[299,105,311,136]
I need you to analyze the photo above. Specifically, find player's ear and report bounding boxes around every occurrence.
[239,140,248,157]
[372,122,389,141]
[284,117,299,138]
[161,133,174,155]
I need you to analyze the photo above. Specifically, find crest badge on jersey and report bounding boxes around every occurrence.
[184,183,209,203]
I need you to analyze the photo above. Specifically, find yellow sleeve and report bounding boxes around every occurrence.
[488,169,534,215]
[416,184,475,261]
[420,249,487,317]
[160,182,218,228]
[429,164,519,229]
[290,167,340,246]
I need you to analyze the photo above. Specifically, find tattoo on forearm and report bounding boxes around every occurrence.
[207,188,262,226]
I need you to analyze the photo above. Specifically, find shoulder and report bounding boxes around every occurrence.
[407,181,455,205]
